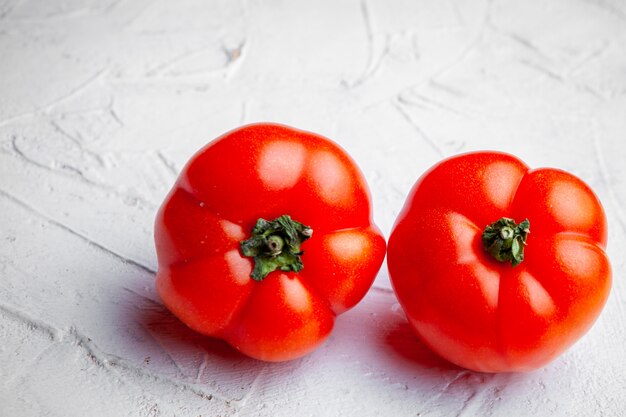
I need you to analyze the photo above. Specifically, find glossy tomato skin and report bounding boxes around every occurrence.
[388,152,611,372]
[155,123,386,362]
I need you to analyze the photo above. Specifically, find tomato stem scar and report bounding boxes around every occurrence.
[240,215,313,281]
[482,217,530,267]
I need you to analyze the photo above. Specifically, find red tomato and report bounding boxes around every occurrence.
[155,123,385,361]
[387,152,611,372]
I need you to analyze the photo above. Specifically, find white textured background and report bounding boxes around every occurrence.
[1,0,626,416]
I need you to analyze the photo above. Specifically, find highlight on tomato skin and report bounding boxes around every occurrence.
[387,151,612,373]
[154,123,386,362]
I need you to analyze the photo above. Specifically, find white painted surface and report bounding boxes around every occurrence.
[1,0,626,415]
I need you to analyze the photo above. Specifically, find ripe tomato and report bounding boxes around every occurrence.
[387,152,611,372]
[155,123,386,361]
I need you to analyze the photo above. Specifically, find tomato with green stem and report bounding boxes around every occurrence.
[155,123,386,362]
[388,151,611,372]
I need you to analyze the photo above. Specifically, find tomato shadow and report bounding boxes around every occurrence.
[368,293,461,375]
[113,281,525,403]
[365,292,530,402]
[111,284,284,400]
[135,301,248,362]
[384,318,458,371]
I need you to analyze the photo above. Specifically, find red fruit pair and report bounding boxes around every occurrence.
[155,123,611,372]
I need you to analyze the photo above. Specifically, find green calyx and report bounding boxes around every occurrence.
[240,215,313,281]
[482,217,530,267]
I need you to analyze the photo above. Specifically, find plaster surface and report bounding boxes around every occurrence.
[1,0,626,415]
